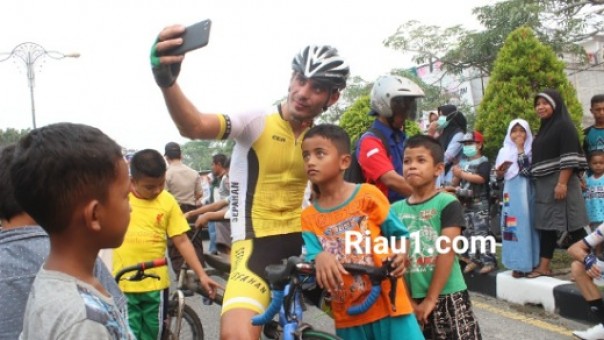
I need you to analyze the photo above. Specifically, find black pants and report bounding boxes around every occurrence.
[539,229,586,259]
[179,203,197,223]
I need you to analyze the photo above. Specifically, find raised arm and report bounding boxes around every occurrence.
[151,25,224,140]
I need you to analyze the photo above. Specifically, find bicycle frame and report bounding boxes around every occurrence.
[279,274,315,340]
[252,256,395,340]
[114,258,205,340]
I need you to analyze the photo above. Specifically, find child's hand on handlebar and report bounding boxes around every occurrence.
[314,251,348,293]
[389,253,409,277]
[198,273,222,299]
[194,214,210,228]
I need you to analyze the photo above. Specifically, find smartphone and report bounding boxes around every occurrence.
[167,19,211,56]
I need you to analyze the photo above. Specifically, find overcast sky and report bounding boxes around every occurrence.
[1,0,494,152]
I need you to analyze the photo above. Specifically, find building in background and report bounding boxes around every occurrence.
[413,35,604,128]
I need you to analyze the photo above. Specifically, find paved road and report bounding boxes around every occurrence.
[184,282,587,339]
[175,241,587,339]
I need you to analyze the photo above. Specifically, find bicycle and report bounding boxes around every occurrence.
[115,255,224,340]
[251,256,398,340]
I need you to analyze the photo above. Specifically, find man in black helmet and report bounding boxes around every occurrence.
[150,26,349,340]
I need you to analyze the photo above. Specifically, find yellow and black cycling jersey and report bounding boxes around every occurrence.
[215,107,308,242]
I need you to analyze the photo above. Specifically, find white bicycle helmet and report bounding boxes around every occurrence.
[292,45,350,90]
[370,75,425,118]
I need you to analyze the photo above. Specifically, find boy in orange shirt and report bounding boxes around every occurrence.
[300,124,423,339]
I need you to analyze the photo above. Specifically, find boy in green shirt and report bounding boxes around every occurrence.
[391,135,481,339]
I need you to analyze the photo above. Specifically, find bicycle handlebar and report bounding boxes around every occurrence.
[114,258,168,283]
[251,256,394,325]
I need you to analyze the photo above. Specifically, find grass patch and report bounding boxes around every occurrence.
[495,245,574,272]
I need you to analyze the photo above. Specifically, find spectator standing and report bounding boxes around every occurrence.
[391,135,482,339]
[207,154,229,255]
[451,131,496,274]
[495,119,539,278]
[300,124,423,339]
[357,75,424,202]
[436,104,467,186]
[10,123,134,339]
[528,89,589,278]
[164,141,204,271]
[425,111,439,138]
[113,149,219,339]
[0,143,127,339]
[584,150,604,230]
[583,94,604,158]
[198,170,212,205]
[165,142,202,214]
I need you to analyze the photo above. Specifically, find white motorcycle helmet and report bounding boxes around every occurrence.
[370,75,425,119]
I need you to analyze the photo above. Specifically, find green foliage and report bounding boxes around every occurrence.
[0,128,30,147]
[339,95,420,146]
[319,76,372,124]
[384,0,601,78]
[390,69,451,113]
[453,0,543,73]
[475,26,583,159]
[339,95,373,144]
[181,139,234,171]
[384,20,468,69]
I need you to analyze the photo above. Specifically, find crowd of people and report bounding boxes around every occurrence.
[2,21,604,340]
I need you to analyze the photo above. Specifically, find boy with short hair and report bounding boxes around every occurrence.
[0,143,127,340]
[113,149,220,340]
[583,94,604,158]
[391,135,481,340]
[300,124,424,339]
[10,123,134,339]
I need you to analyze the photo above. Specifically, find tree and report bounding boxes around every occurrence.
[339,95,373,144]
[538,0,604,46]
[474,26,584,159]
[0,128,30,147]
[181,139,234,171]
[318,76,372,124]
[384,0,603,78]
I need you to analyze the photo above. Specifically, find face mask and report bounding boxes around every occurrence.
[463,145,478,157]
[437,116,448,129]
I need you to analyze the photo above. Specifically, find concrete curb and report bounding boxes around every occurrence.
[464,269,594,324]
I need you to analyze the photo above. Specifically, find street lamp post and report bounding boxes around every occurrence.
[0,42,79,129]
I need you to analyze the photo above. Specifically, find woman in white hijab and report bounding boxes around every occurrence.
[495,118,540,278]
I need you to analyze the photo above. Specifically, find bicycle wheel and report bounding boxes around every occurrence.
[300,329,342,340]
[163,304,204,340]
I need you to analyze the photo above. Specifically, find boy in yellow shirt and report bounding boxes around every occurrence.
[113,149,220,340]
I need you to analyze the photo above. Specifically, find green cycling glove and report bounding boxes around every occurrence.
[150,38,181,88]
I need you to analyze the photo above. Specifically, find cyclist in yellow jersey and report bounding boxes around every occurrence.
[150,26,350,340]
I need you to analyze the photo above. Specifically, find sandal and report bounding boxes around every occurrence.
[512,271,526,278]
[479,264,496,274]
[463,262,479,274]
[526,270,553,279]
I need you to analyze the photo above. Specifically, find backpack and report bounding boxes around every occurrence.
[344,127,390,183]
